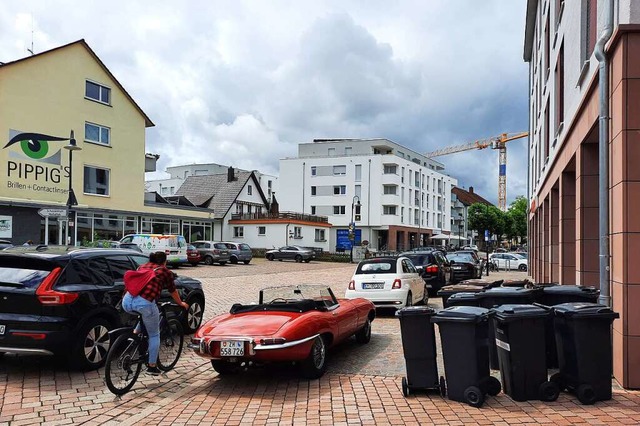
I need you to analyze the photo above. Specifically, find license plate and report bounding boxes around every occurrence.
[0,325,4,335]
[453,266,463,270]
[362,283,384,289]
[220,341,244,356]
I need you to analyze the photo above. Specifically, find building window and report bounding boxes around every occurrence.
[583,0,597,62]
[84,122,110,146]
[247,185,252,195]
[161,187,168,195]
[401,207,405,223]
[544,100,550,163]
[415,171,420,187]
[83,166,110,196]
[311,166,317,176]
[344,147,352,155]
[401,167,405,183]
[355,164,362,181]
[234,226,244,238]
[383,164,397,174]
[294,226,302,239]
[383,185,397,195]
[555,42,564,135]
[170,186,175,195]
[258,226,266,236]
[328,147,336,156]
[333,206,346,215]
[333,165,346,175]
[333,185,346,195]
[544,9,550,79]
[236,204,243,214]
[311,186,317,196]
[355,185,361,198]
[383,205,397,215]
[311,206,316,215]
[85,80,111,104]
[315,229,326,242]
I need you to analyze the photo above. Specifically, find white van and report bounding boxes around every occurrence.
[119,234,188,266]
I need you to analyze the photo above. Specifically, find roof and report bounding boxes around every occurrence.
[523,0,539,62]
[451,186,493,207]
[175,171,267,219]
[0,39,154,127]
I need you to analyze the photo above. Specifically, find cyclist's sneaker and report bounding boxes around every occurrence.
[146,365,161,375]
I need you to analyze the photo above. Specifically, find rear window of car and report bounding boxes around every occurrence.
[356,260,397,274]
[447,253,474,263]
[0,256,57,289]
[239,244,251,250]
[403,254,434,266]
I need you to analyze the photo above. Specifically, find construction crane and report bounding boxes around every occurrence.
[424,132,529,211]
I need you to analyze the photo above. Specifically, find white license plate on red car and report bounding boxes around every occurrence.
[362,283,384,289]
[0,325,4,335]
[220,341,244,356]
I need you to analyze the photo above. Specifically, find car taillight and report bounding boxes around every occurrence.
[392,279,402,289]
[348,280,355,290]
[11,332,46,340]
[36,267,78,305]
[426,265,439,274]
[213,249,220,255]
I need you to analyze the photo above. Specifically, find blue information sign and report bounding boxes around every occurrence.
[336,228,361,250]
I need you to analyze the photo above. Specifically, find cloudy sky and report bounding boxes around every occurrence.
[1,0,529,205]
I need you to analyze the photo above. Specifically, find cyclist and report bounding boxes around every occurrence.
[122,251,189,375]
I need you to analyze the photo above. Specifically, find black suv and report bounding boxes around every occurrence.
[400,250,451,296]
[0,247,205,370]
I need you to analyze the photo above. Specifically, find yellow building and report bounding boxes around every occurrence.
[0,40,214,245]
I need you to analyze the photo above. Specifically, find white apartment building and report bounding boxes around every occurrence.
[279,138,457,252]
[524,0,640,388]
[147,163,278,200]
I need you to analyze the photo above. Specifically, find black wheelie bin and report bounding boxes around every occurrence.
[551,303,619,405]
[539,285,600,368]
[431,306,501,408]
[444,292,481,308]
[396,306,445,397]
[437,284,486,307]
[492,304,560,402]
[476,287,543,369]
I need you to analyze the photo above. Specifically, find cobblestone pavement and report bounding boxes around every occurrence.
[0,259,639,425]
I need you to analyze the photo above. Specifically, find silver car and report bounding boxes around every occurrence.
[192,241,231,265]
[223,242,253,264]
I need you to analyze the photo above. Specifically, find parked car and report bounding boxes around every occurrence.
[345,256,427,309]
[0,247,205,370]
[223,242,253,264]
[457,249,485,274]
[446,252,483,283]
[187,244,202,266]
[489,253,528,271]
[265,246,315,263]
[462,245,479,251]
[191,241,231,265]
[399,250,451,296]
[190,285,375,379]
[119,234,188,266]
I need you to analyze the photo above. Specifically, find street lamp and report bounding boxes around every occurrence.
[458,216,464,249]
[350,195,361,263]
[64,130,81,246]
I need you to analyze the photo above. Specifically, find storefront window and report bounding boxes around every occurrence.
[182,221,213,242]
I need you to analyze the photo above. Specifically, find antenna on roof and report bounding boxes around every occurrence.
[26,14,34,55]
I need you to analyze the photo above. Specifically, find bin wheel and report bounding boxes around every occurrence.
[439,376,447,398]
[485,376,502,396]
[539,380,560,402]
[549,372,566,392]
[463,386,485,408]
[576,384,597,405]
[402,377,410,397]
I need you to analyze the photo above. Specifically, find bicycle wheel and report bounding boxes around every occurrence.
[105,332,143,395]
[157,318,184,371]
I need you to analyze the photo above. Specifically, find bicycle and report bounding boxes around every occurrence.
[105,301,184,395]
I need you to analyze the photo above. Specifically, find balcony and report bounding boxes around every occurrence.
[230,211,329,223]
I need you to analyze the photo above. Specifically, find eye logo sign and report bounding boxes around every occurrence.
[4,131,69,165]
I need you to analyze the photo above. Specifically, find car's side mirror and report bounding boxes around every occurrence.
[449,260,455,265]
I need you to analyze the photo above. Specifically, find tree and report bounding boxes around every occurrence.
[507,196,527,243]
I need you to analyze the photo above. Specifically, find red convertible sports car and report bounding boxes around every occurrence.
[189,285,376,379]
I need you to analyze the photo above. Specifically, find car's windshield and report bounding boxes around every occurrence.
[355,259,397,274]
[402,254,430,266]
[446,253,474,263]
[260,285,336,306]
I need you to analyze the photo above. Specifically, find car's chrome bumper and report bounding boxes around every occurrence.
[189,334,319,355]
[0,346,54,356]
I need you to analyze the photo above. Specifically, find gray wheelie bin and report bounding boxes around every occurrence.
[396,306,445,397]
[492,305,560,402]
[476,287,543,369]
[431,306,501,408]
[551,303,619,405]
[444,291,481,308]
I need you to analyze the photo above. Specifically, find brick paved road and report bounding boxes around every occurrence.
[0,259,639,425]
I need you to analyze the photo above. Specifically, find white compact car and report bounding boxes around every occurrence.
[345,256,427,309]
[489,253,528,271]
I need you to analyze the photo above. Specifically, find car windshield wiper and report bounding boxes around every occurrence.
[0,281,26,288]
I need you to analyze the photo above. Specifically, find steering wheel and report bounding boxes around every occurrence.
[269,298,288,304]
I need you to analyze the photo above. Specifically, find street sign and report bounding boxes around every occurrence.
[38,208,67,218]
[484,230,490,240]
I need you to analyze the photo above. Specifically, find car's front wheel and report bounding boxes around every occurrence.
[71,317,112,370]
[230,256,238,264]
[300,336,327,379]
[295,255,302,263]
[355,318,372,344]
[266,254,274,261]
[518,264,527,272]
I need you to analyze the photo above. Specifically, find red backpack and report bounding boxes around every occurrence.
[124,267,161,297]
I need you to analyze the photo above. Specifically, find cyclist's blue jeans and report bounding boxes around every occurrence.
[122,293,160,364]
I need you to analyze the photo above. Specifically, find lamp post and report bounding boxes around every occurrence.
[64,130,81,246]
[458,216,464,249]
[350,195,361,263]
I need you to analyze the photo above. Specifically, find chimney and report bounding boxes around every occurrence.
[227,166,235,182]
[469,186,474,194]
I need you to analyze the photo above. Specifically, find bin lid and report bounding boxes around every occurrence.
[542,285,599,295]
[431,306,490,323]
[553,302,619,319]
[437,285,486,296]
[477,286,541,298]
[447,292,480,301]
[492,304,551,322]
[395,305,437,317]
